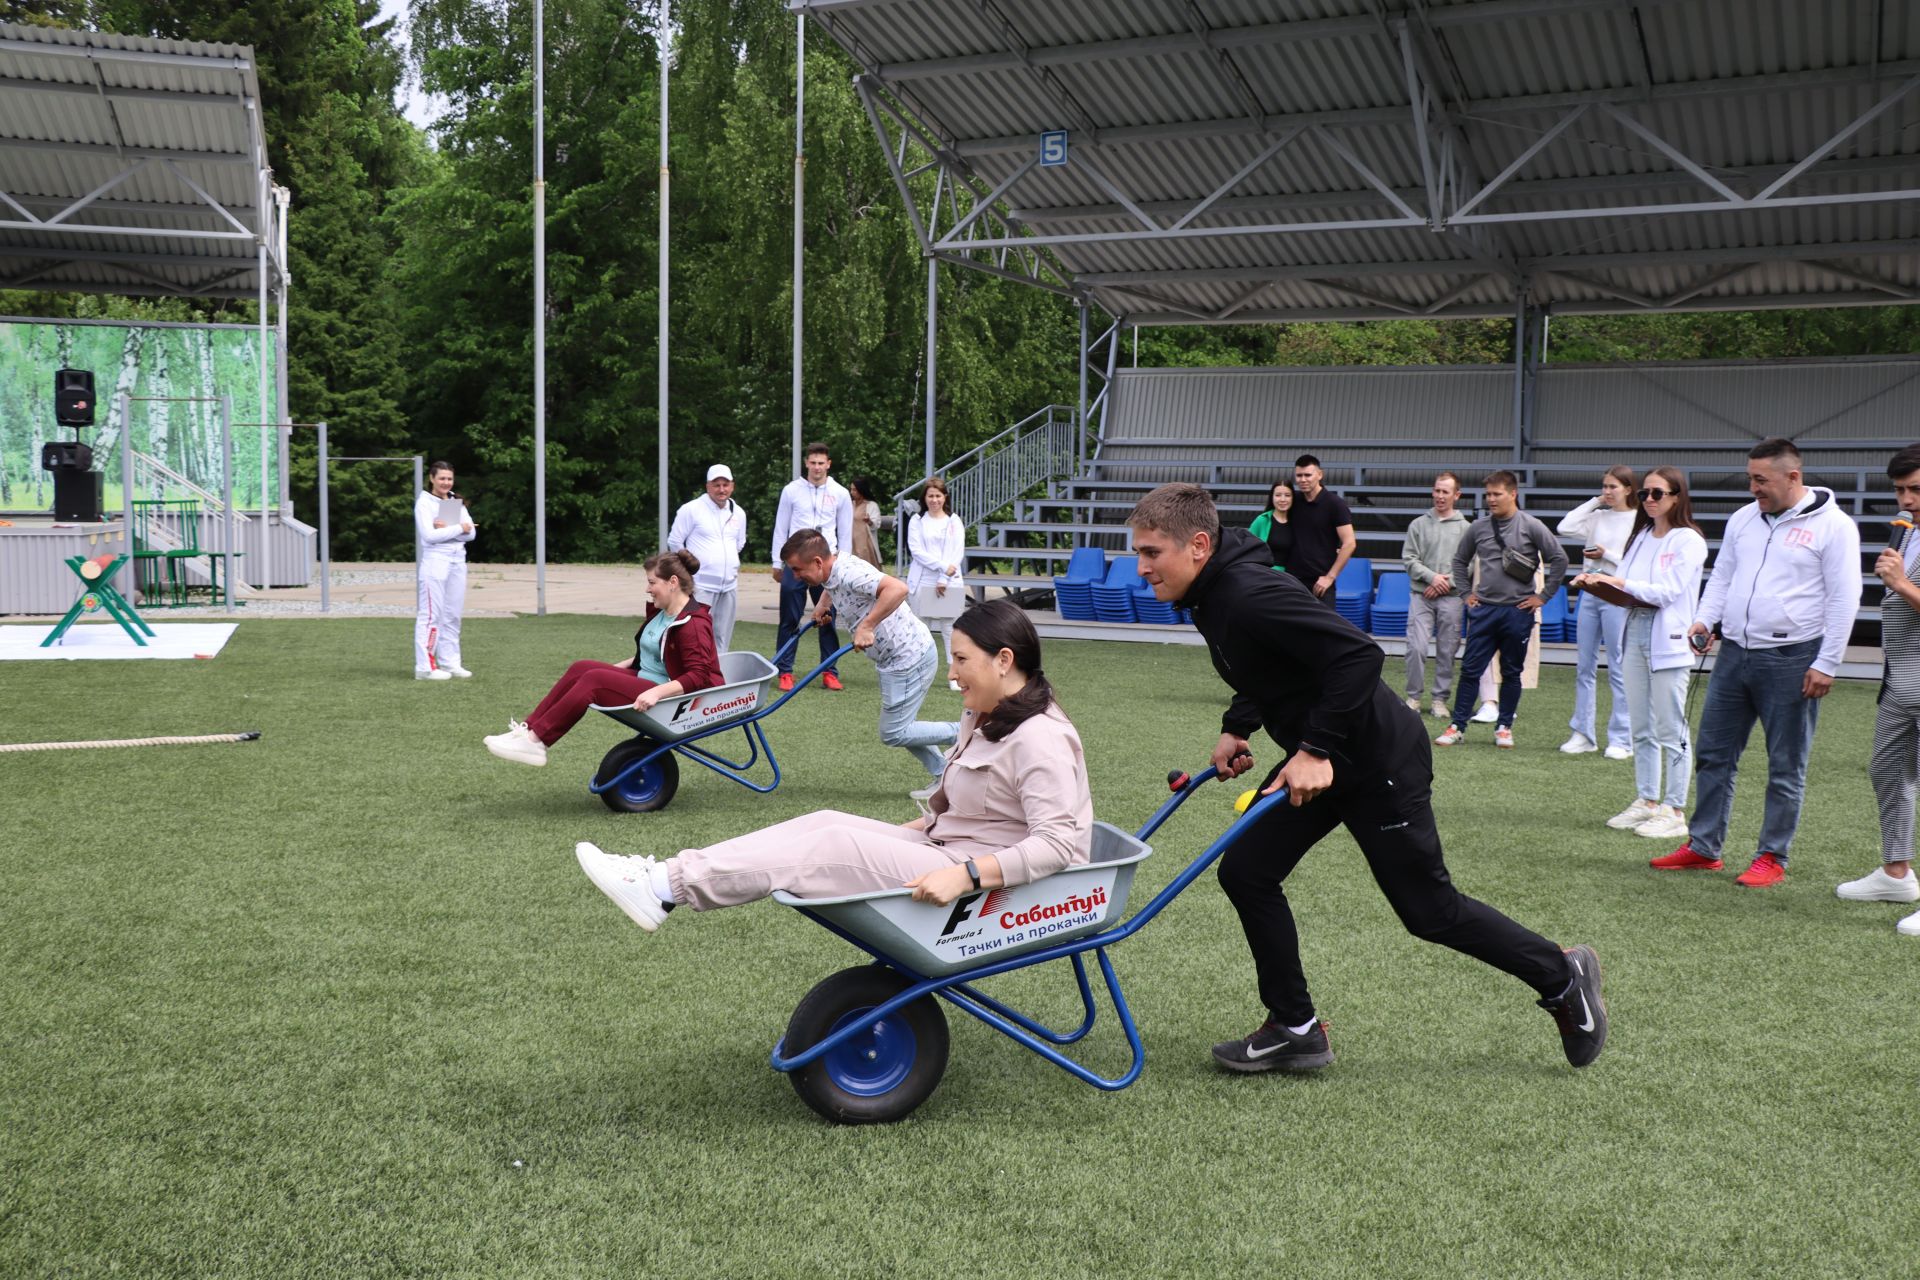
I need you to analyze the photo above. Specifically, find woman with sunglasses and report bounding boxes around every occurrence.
[1573,467,1707,840]
[1556,466,1638,758]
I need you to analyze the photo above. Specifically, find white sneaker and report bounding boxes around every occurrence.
[575,842,669,932]
[1634,806,1690,840]
[1434,725,1465,747]
[1405,695,1422,712]
[1430,699,1449,718]
[1471,701,1499,724]
[1606,798,1659,830]
[1559,733,1598,755]
[1604,744,1633,761]
[1495,726,1514,749]
[1836,866,1920,903]
[445,665,473,679]
[1899,908,1920,937]
[485,726,548,766]
[909,782,940,818]
[415,668,452,681]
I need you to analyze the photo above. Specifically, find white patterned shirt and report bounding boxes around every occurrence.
[824,553,932,673]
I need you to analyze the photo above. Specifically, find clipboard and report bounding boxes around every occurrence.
[437,498,469,526]
[1578,579,1653,610]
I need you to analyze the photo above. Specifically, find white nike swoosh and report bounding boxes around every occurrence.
[1575,992,1595,1033]
[1245,1036,1307,1058]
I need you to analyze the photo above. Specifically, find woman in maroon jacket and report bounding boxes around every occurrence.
[484,550,723,767]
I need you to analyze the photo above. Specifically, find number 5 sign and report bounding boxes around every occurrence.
[1039,130,1068,167]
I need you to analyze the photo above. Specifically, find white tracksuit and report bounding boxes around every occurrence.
[415,490,475,673]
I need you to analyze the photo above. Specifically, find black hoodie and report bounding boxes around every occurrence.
[1182,528,1416,771]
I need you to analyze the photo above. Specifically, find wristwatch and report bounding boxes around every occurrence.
[964,858,981,890]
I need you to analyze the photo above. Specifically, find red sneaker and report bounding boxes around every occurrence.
[1735,852,1786,888]
[777,673,795,692]
[1650,843,1723,871]
[821,672,844,691]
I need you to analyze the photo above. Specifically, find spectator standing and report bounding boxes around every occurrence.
[1285,455,1357,600]
[1436,472,1568,749]
[769,441,854,692]
[1837,444,1920,934]
[1574,467,1707,841]
[414,460,475,680]
[1402,471,1471,718]
[667,463,748,653]
[1247,479,1295,572]
[1654,439,1862,887]
[1558,466,1639,759]
[907,475,967,672]
[847,476,884,568]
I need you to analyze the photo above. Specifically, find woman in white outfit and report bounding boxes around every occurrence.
[1557,465,1638,758]
[1573,466,1707,840]
[414,460,475,679]
[907,475,968,677]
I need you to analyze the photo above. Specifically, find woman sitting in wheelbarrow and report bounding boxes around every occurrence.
[575,598,1091,929]
[484,551,723,767]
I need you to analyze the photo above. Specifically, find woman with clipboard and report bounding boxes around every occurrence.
[1572,466,1707,840]
[908,476,967,687]
[414,460,475,680]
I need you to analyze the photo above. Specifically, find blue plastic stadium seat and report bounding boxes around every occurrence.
[1370,571,1410,638]
[1091,555,1140,624]
[1052,545,1106,621]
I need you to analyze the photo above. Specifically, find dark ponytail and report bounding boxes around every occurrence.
[952,598,1055,742]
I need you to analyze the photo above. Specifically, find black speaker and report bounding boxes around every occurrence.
[55,368,95,427]
[52,469,103,523]
[41,441,93,471]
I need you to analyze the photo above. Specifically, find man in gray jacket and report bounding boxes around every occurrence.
[1402,471,1471,717]
[1437,471,1568,749]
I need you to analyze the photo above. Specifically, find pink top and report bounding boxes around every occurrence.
[924,703,1092,885]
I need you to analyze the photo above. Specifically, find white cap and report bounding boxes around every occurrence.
[706,464,733,482]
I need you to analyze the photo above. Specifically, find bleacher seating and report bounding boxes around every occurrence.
[1371,572,1409,638]
[1539,587,1570,643]
[1333,558,1373,632]
[1051,546,1105,622]
[1091,555,1139,624]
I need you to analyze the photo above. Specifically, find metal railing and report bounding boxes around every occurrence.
[132,451,253,522]
[892,404,1082,575]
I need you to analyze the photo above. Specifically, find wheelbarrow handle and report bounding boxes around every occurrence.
[769,617,819,669]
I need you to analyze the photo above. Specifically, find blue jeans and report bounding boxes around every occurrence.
[1687,638,1821,863]
[775,567,840,676]
[876,643,959,777]
[1571,591,1629,748]
[1621,611,1693,808]
[1451,603,1533,729]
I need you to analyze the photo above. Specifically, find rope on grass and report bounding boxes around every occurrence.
[0,731,262,753]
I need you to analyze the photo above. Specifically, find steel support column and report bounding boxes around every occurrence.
[924,254,938,479]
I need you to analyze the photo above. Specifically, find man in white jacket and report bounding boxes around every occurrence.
[668,464,748,652]
[769,442,854,692]
[1653,438,1862,887]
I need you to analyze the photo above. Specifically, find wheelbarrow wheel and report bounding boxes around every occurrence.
[594,737,680,813]
[784,966,948,1125]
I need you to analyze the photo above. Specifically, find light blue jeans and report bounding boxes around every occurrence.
[1688,638,1822,863]
[1621,611,1693,808]
[877,643,959,777]
[1571,590,1629,748]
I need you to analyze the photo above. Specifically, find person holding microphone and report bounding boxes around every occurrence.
[414,460,474,680]
[1557,466,1638,758]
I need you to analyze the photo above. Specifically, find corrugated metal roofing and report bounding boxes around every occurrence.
[0,21,277,301]
[800,0,1920,322]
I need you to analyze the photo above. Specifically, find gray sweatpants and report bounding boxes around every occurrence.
[1405,592,1464,701]
[1871,700,1920,865]
[695,586,738,653]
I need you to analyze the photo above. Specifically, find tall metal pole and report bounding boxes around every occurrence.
[923,255,938,479]
[275,186,291,514]
[790,13,805,480]
[257,172,272,593]
[658,3,671,548]
[221,395,234,607]
[1076,302,1089,477]
[1510,288,1528,464]
[533,0,547,615]
[118,391,134,602]
[317,422,330,613]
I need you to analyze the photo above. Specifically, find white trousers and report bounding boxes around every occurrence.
[415,557,466,672]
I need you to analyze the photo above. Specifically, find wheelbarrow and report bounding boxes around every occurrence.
[768,765,1288,1123]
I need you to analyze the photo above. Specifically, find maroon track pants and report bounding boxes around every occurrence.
[527,660,659,746]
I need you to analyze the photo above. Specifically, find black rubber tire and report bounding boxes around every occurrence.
[784,966,949,1125]
[593,737,680,813]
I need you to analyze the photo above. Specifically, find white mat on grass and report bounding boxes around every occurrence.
[0,623,238,660]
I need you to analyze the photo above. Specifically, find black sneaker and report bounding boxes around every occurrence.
[1538,944,1607,1068]
[1211,1017,1334,1074]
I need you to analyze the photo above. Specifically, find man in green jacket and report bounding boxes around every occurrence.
[1402,472,1471,717]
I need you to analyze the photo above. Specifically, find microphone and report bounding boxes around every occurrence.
[1891,513,1914,554]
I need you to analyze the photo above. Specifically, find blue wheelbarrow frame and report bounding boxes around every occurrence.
[768,766,1290,1121]
[588,620,855,811]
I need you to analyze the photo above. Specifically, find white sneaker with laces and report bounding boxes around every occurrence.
[1634,805,1690,840]
[1434,725,1465,746]
[1607,798,1659,830]
[575,842,670,932]
[1836,866,1920,903]
[1495,726,1515,749]
[1559,733,1598,755]
[1471,701,1499,724]
[1430,699,1449,718]
[485,725,548,766]
[415,668,452,681]
[445,664,473,678]
[1603,744,1633,761]
[1405,695,1422,712]
[1899,908,1920,937]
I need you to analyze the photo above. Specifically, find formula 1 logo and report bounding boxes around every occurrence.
[939,888,1010,937]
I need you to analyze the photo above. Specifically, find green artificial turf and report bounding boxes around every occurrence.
[2,616,1911,1277]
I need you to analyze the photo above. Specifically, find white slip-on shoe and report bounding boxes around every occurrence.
[1899,908,1920,937]
[1607,798,1659,830]
[1603,744,1633,761]
[1836,866,1920,903]
[1634,806,1691,840]
[576,842,669,932]
[485,727,548,766]
[1472,701,1499,724]
[415,669,452,681]
[1559,733,1598,755]
[445,665,473,678]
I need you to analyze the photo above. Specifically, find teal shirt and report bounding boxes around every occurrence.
[635,612,672,683]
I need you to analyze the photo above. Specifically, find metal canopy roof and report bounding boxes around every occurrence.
[798,0,1920,324]
[0,21,283,302]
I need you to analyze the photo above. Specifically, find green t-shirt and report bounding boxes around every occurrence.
[635,612,672,683]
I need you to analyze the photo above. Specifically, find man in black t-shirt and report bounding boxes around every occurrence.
[1284,454,1356,599]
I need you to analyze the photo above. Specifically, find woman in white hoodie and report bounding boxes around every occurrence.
[1557,465,1638,757]
[1574,466,1707,840]
[907,475,968,673]
[414,460,476,679]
